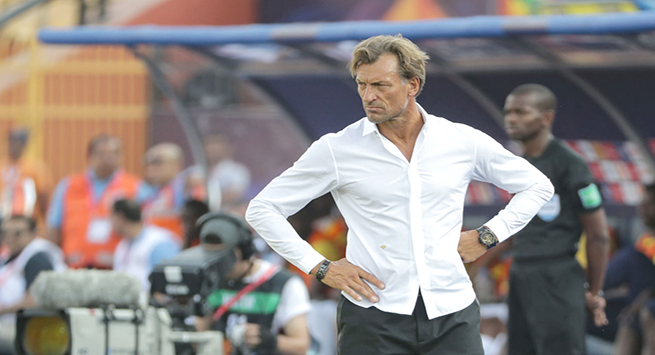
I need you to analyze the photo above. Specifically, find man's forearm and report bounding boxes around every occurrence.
[586,233,609,294]
[580,209,610,295]
[485,177,554,243]
[276,333,310,355]
[245,200,325,274]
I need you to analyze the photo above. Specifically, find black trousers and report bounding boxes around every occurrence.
[337,294,483,355]
[508,256,586,355]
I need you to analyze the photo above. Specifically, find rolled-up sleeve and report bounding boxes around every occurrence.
[470,129,554,242]
[246,136,339,274]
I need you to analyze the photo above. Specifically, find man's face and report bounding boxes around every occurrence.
[639,191,655,230]
[181,210,195,237]
[504,93,548,142]
[1,219,33,256]
[90,140,121,177]
[356,54,417,124]
[110,212,126,236]
[144,153,178,187]
[144,153,164,186]
[203,137,231,166]
[181,208,204,242]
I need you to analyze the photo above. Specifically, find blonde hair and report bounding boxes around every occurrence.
[348,34,430,96]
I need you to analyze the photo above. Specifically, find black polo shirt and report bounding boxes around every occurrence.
[512,139,602,259]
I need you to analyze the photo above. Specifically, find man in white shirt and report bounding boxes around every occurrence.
[246,35,554,355]
[110,198,181,292]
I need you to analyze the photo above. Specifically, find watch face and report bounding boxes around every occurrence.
[480,232,495,245]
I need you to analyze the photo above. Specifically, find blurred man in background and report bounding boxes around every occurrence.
[195,213,311,355]
[0,127,52,225]
[204,133,251,213]
[0,215,66,354]
[46,134,144,269]
[605,183,655,355]
[111,198,180,292]
[141,143,206,240]
[181,199,210,249]
[503,84,609,355]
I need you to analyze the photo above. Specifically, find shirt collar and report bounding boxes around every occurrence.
[361,103,430,136]
[362,116,378,136]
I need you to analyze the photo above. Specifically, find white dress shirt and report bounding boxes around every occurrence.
[246,104,554,319]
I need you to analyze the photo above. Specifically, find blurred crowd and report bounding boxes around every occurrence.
[0,126,345,355]
[1,125,655,355]
[5,128,252,258]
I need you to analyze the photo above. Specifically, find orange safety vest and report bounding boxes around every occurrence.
[142,183,183,240]
[1,176,37,218]
[0,159,50,223]
[61,170,140,269]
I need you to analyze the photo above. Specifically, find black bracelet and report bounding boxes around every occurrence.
[315,260,331,281]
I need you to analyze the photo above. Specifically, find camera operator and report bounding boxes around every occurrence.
[194,214,311,355]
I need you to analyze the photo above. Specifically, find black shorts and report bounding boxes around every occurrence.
[337,293,483,355]
[508,256,586,355]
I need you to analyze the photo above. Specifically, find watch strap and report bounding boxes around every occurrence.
[315,260,331,282]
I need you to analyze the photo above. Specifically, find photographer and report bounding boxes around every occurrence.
[194,214,311,355]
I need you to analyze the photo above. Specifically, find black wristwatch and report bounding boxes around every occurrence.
[476,226,498,249]
[315,260,331,282]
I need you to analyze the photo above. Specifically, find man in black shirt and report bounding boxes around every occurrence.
[0,215,66,354]
[503,84,609,355]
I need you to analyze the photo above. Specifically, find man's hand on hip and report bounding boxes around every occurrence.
[311,258,385,303]
[458,230,488,263]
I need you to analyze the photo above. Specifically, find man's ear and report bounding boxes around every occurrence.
[542,110,555,128]
[408,77,420,98]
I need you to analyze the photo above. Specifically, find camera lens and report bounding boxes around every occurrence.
[23,316,70,355]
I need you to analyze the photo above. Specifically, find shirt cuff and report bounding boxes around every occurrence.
[483,217,511,244]
[297,248,327,275]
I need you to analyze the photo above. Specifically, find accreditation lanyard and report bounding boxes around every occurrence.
[85,170,124,214]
